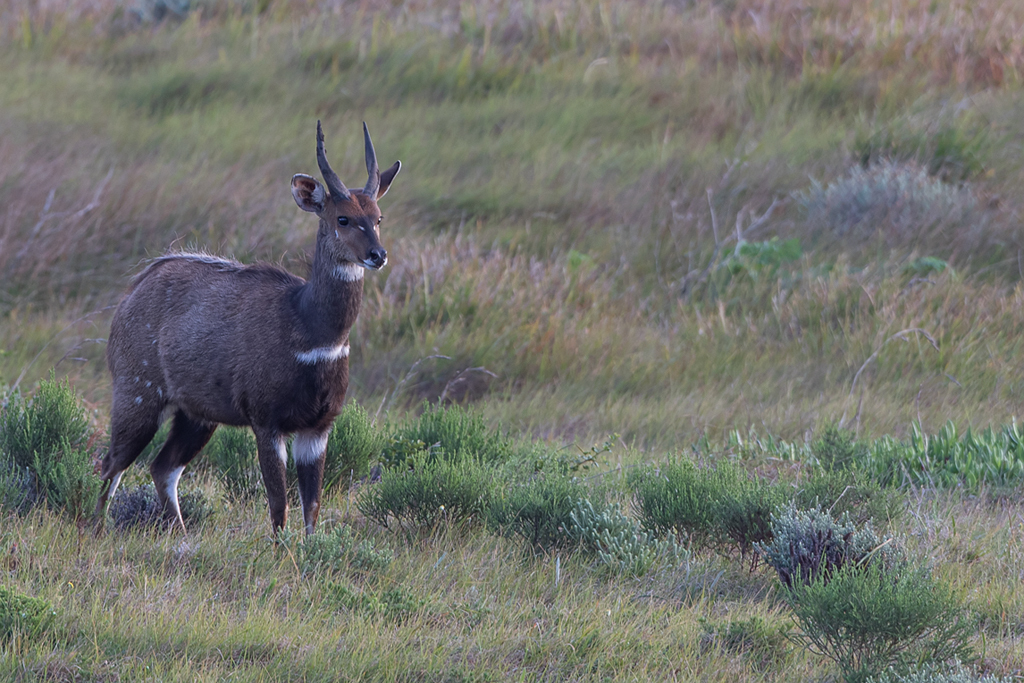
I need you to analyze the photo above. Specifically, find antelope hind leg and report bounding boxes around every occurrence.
[150,410,216,533]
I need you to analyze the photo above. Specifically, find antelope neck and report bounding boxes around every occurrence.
[296,248,364,349]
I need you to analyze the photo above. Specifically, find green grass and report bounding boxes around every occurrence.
[4,0,1024,679]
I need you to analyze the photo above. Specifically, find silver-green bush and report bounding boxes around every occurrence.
[567,499,686,576]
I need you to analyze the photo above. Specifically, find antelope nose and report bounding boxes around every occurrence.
[368,247,387,268]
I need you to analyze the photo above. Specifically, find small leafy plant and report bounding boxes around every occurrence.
[381,403,513,467]
[0,376,100,519]
[628,460,719,548]
[785,564,976,683]
[325,582,425,623]
[757,504,902,589]
[201,426,262,504]
[487,472,585,553]
[323,403,385,492]
[358,454,495,530]
[567,498,686,576]
[0,585,56,643]
[300,524,394,575]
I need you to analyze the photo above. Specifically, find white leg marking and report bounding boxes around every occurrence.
[107,471,124,504]
[295,343,349,364]
[273,434,288,466]
[333,263,365,281]
[292,430,329,466]
[166,465,185,506]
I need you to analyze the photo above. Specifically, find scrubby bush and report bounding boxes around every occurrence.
[0,463,33,513]
[567,499,686,576]
[712,462,789,565]
[105,483,213,531]
[628,460,719,548]
[869,661,1011,683]
[0,376,100,519]
[300,524,393,575]
[202,426,262,503]
[757,504,903,589]
[487,472,585,552]
[358,454,495,530]
[323,403,385,492]
[799,161,978,245]
[797,467,904,528]
[785,564,976,683]
[812,425,864,471]
[381,403,513,467]
[0,585,55,643]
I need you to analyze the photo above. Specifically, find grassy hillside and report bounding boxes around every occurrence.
[3,0,1024,680]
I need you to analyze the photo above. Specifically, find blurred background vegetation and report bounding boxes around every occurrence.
[3,0,1024,449]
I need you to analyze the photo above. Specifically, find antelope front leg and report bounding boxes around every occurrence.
[292,430,328,535]
[255,429,289,533]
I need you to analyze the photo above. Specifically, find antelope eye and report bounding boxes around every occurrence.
[377,216,383,225]
[338,216,350,226]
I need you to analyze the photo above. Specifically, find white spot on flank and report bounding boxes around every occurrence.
[142,360,148,366]
[295,343,349,364]
[333,263,364,282]
[134,376,140,383]
[157,387,163,398]
[146,381,152,387]
[146,323,151,329]
[292,430,329,466]
[134,396,143,405]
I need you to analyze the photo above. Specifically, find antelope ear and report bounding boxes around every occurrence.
[291,174,326,213]
[376,161,401,200]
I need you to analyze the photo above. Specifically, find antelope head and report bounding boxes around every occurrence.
[291,121,401,272]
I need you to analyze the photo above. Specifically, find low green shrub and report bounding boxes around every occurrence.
[0,463,33,513]
[201,427,261,503]
[325,582,425,623]
[358,454,495,530]
[567,499,686,576]
[487,472,585,552]
[324,403,385,492]
[785,564,976,683]
[381,403,513,467]
[0,585,56,643]
[712,462,789,565]
[869,661,1011,683]
[812,425,864,471]
[699,615,792,672]
[797,467,904,528]
[300,524,394,575]
[757,504,903,589]
[105,483,213,531]
[628,460,719,548]
[0,376,100,519]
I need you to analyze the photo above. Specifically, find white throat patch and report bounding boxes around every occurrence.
[333,264,365,282]
[295,343,350,364]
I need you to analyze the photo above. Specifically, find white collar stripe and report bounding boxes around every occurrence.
[334,264,364,281]
[295,343,350,364]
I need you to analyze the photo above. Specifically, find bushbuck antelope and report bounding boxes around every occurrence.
[95,121,400,535]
